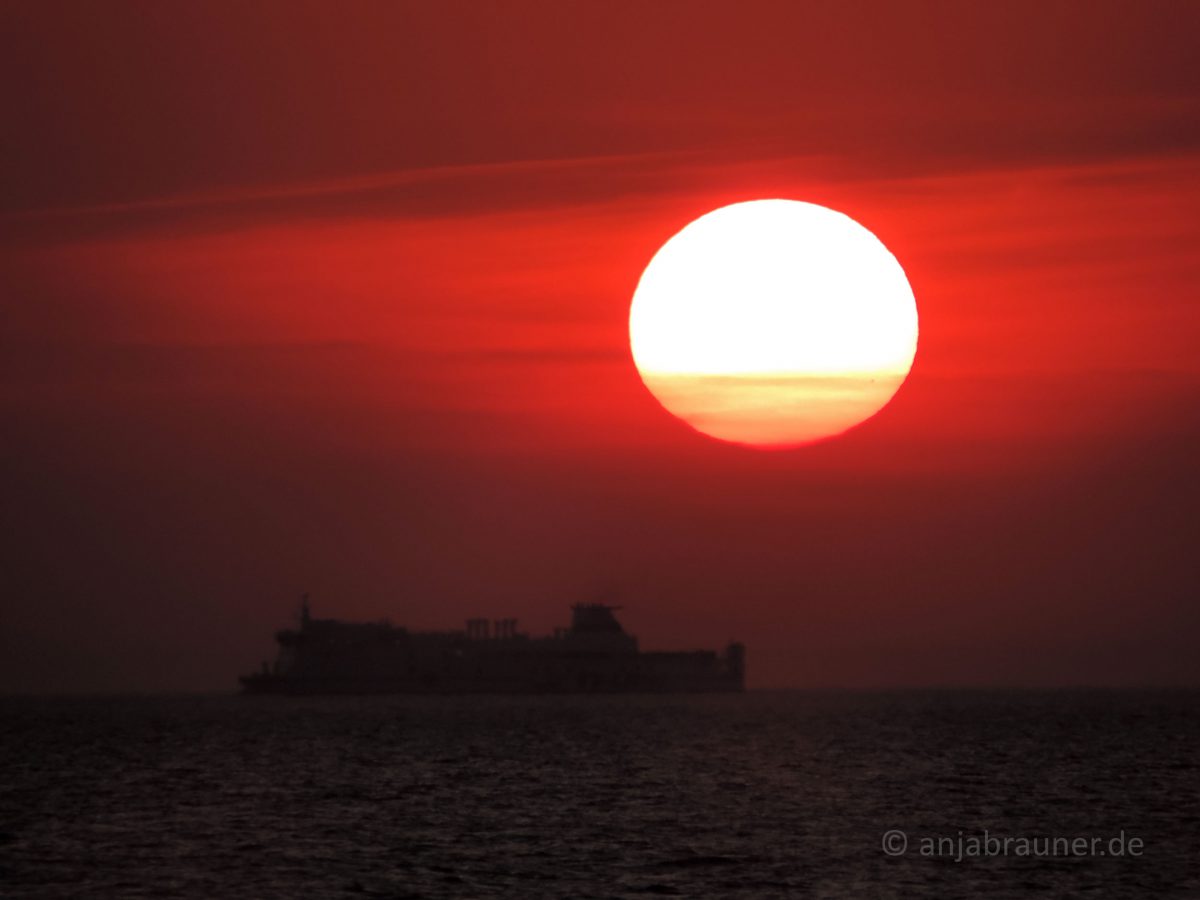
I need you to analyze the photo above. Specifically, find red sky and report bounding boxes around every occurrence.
[2,1,1198,690]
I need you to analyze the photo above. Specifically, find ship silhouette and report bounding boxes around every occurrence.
[240,596,745,694]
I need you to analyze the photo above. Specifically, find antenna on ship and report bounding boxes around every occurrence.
[300,592,311,628]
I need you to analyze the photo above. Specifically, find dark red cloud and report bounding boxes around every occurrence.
[4,1,1199,211]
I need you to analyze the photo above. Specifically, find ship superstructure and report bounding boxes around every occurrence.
[240,598,744,694]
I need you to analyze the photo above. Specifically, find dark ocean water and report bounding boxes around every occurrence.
[1,691,1197,899]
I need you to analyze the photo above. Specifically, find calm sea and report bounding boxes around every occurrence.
[1,691,1196,898]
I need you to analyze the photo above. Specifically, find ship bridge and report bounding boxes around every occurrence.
[564,603,638,654]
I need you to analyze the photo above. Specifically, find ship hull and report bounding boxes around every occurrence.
[240,662,744,695]
[239,677,744,695]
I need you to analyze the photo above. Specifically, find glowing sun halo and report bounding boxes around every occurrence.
[629,199,918,448]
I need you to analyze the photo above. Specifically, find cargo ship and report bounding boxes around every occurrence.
[240,597,744,694]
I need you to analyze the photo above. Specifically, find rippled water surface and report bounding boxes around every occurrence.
[2,691,1197,898]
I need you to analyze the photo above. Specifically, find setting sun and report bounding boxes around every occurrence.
[629,199,919,447]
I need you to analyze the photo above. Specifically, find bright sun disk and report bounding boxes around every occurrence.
[629,199,918,447]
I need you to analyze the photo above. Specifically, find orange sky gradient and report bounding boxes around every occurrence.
[2,1,1198,691]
